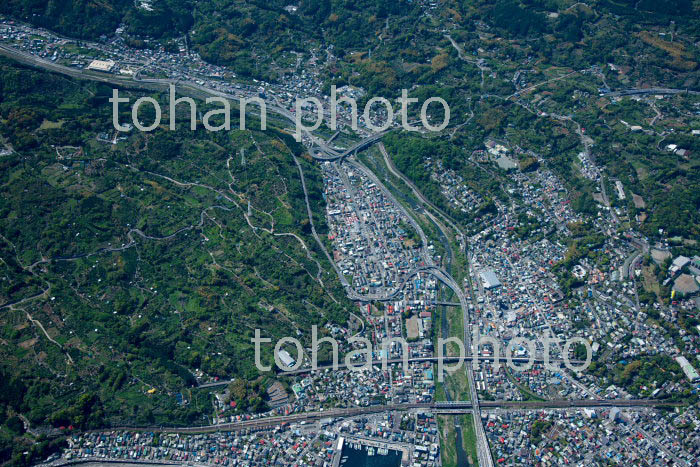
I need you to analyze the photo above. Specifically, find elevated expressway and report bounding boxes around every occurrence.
[0,45,676,464]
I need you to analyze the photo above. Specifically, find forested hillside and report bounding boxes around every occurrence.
[0,57,351,463]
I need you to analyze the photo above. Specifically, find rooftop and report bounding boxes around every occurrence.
[480,269,502,289]
[673,274,699,295]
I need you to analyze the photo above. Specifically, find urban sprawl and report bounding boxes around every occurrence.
[1,7,699,467]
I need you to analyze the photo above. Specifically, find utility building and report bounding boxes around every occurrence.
[480,269,502,289]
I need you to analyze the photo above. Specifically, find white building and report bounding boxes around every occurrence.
[87,59,115,72]
[675,356,700,382]
[479,269,502,289]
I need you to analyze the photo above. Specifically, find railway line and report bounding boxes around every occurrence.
[3,41,693,464]
[85,399,681,435]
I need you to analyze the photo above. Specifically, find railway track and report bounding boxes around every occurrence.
[84,399,681,434]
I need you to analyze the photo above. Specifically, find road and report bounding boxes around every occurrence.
[0,43,387,159]
[378,142,466,247]
[375,141,493,465]
[26,310,74,365]
[430,267,494,466]
[1,42,687,465]
[312,130,390,161]
[82,399,680,435]
[550,111,619,224]
[198,355,585,387]
[622,413,691,466]
[602,87,700,97]
[333,138,492,465]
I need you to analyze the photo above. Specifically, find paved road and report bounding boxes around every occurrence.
[0,43,360,151]
[602,87,700,97]
[83,399,680,434]
[199,355,585,387]
[352,140,493,465]
[312,131,390,161]
[622,413,691,466]
[430,268,494,466]
[3,43,688,463]
[378,142,466,246]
